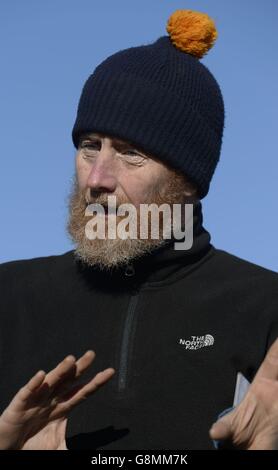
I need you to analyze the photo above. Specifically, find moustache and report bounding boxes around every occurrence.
[84,191,129,208]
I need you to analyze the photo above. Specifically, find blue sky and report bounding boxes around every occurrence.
[0,0,277,271]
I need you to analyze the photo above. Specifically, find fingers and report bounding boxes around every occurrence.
[44,351,96,400]
[46,351,97,390]
[12,351,112,415]
[254,337,278,382]
[80,367,115,397]
[75,350,96,378]
[27,371,46,393]
[58,367,115,411]
[17,370,46,402]
[44,355,77,389]
[209,414,233,441]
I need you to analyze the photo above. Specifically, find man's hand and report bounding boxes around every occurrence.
[210,337,278,449]
[0,351,115,450]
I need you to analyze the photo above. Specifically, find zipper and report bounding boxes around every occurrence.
[117,265,140,393]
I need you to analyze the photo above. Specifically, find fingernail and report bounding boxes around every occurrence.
[65,355,75,362]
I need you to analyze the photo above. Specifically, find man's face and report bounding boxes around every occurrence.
[75,133,174,208]
[68,133,196,269]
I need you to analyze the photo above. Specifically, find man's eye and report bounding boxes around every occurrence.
[122,149,140,156]
[80,141,100,150]
[121,149,147,159]
[120,153,147,166]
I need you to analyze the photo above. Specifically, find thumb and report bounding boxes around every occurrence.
[209,413,234,441]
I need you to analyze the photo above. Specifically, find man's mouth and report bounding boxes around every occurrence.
[85,198,126,218]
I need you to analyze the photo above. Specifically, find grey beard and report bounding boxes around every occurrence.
[73,235,166,270]
[67,171,193,270]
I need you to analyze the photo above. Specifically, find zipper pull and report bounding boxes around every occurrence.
[124,264,135,277]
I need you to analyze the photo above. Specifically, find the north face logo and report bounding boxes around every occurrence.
[179,334,214,350]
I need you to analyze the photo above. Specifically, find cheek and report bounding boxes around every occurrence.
[76,159,89,189]
[121,172,162,206]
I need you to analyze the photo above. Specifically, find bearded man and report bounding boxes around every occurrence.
[0,10,278,451]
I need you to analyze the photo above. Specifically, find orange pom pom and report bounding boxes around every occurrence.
[166,10,218,59]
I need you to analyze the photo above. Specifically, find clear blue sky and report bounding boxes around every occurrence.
[0,0,277,271]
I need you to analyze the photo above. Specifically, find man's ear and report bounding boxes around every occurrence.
[183,178,199,199]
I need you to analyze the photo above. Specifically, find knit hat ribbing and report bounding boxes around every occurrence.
[72,10,225,198]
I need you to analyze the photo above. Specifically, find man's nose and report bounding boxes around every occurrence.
[86,152,117,194]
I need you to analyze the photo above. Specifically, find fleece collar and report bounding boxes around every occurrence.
[75,201,212,290]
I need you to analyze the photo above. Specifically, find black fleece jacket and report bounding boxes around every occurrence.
[0,204,277,449]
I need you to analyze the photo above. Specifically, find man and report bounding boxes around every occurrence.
[0,10,278,450]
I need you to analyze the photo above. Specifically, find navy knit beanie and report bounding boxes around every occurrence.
[72,10,225,198]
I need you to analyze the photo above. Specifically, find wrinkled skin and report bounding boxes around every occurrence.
[0,351,114,450]
[210,337,278,449]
